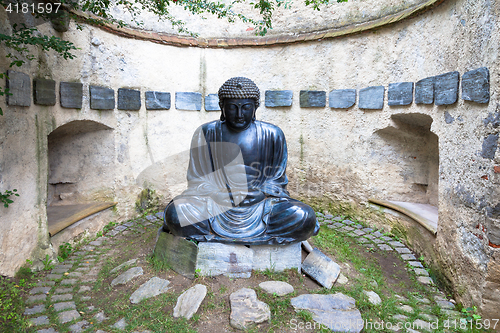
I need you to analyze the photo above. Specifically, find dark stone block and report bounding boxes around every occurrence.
[388,82,413,106]
[483,112,500,128]
[299,91,326,108]
[415,77,434,104]
[358,86,384,109]
[329,89,356,108]
[444,111,455,124]
[204,94,220,111]
[462,67,490,103]
[118,88,141,111]
[90,86,114,110]
[6,70,31,106]
[33,79,56,106]
[60,82,83,109]
[481,134,498,160]
[175,92,202,111]
[153,230,198,279]
[265,90,293,107]
[145,91,170,110]
[434,71,459,105]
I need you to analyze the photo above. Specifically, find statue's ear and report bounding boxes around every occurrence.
[219,101,225,121]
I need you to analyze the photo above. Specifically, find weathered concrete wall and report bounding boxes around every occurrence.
[0,0,499,320]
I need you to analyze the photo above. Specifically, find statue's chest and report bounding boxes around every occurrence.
[220,127,259,165]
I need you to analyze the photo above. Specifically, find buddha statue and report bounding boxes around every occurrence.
[162,77,319,245]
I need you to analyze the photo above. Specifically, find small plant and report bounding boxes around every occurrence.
[96,231,103,237]
[103,221,118,234]
[219,285,227,294]
[0,277,31,331]
[41,254,54,271]
[0,189,19,208]
[58,242,73,262]
[461,306,481,321]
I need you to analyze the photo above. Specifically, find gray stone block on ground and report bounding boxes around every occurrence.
[54,301,76,312]
[196,242,253,278]
[300,90,326,107]
[154,231,198,279]
[111,267,143,286]
[173,284,207,319]
[68,320,90,333]
[481,134,498,159]
[302,240,313,253]
[145,91,171,110]
[33,78,56,105]
[359,86,384,109]
[24,304,46,315]
[113,318,127,330]
[329,89,356,108]
[6,70,31,106]
[436,300,455,309]
[395,247,411,254]
[30,315,49,326]
[118,88,141,110]
[61,279,77,285]
[58,309,81,323]
[176,92,202,111]
[414,268,429,276]
[301,248,340,289]
[417,276,434,285]
[259,281,294,296]
[291,293,363,333]
[388,241,405,247]
[204,94,220,111]
[52,294,73,302]
[408,261,423,268]
[363,290,382,305]
[415,77,434,104]
[94,311,109,323]
[36,329,58,333]
[462,67,489,103]
[130,277,171,304]
[110,258,138,274]
[434,71,459,105]
[30,286,51,294]
[388,82,413,106]
[378,244,392,251]
[265,90,293,107]
[401,254,416,261]
[230,288,270,330]
[90,85,115,110]
[60,82,83,108]
[251,242,301,272]
[27,294,47,304]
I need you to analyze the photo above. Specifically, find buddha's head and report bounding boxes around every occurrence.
[218,77,260,131]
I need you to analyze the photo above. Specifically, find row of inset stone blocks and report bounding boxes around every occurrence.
[5,68,489,110]
[270,67,488,109]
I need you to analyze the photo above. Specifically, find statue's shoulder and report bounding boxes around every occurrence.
[199,120,220,134]
[256,121,285,137]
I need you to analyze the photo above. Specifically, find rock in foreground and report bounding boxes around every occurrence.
[230,288,270,330]
[291,293,363,333]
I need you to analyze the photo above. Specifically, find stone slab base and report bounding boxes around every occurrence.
[154,233,302,279]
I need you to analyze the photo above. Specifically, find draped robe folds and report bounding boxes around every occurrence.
[163,120,319,245]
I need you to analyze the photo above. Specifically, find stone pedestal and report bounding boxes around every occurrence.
[153,232,302,279]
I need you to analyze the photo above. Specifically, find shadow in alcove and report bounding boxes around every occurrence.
[47,120,117,237]
[368,113,439,234]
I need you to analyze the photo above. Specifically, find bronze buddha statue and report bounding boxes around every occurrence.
[162,77,319,245]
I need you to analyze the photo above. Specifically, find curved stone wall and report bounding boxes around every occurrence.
[0,0,499,320]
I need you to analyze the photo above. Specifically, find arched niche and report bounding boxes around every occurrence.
[369,113,439,233]
[47,120,116,236]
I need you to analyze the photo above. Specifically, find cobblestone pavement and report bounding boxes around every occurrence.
[23,212,464,333]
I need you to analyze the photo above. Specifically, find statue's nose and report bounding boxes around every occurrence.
[236,106,243,118]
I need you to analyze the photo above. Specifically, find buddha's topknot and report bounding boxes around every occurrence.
[218,77,260,109]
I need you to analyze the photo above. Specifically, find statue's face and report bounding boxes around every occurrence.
[223,98,255,131]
